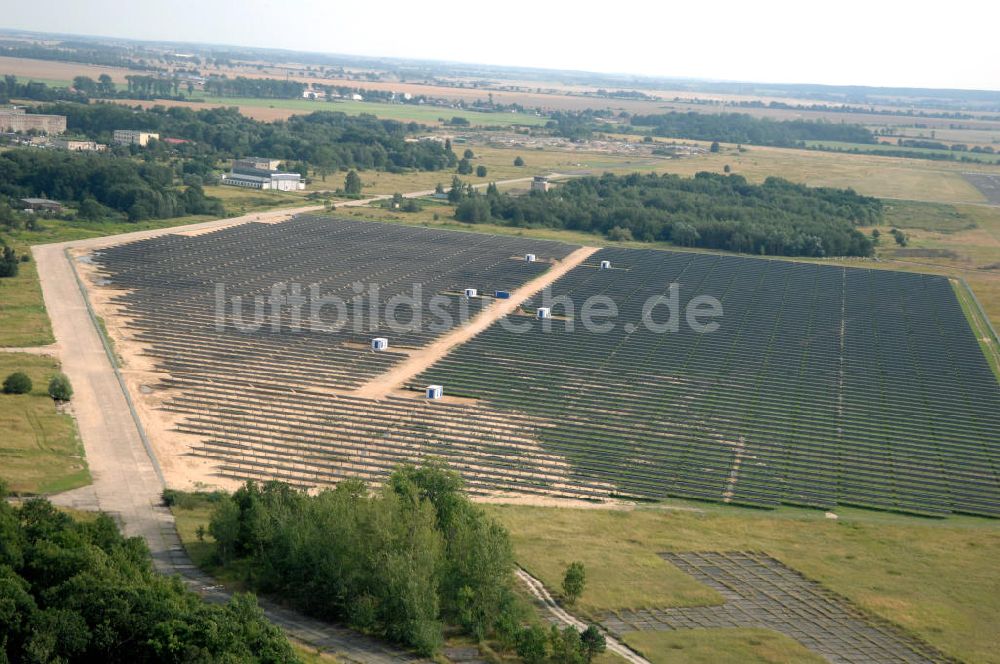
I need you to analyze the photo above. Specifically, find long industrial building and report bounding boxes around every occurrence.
[0,107,66,134]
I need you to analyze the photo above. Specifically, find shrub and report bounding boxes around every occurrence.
[2,372,32,394]
[513,156,525,166]
[48,372,73,401]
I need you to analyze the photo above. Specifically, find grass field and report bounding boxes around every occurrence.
[645,143,996,204]
[0,238,53,347]
[487,503,1000,664]
[0,352,89,495]
[621,628,826,664]
[332,145,662,196]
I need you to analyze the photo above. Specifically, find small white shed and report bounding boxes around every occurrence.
[537,307,551,319]
[600,260,612,270]
[463,288,478,298]
[525,253,536,263]
[371,337,389,351]
[426,385,444,399]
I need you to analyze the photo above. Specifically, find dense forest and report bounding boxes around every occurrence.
[629,111,875,146]
[0,487,296,663]
[453,172,880,257]
[202,464,603,659]
[0,149,225,221]
[36,102,457,172]
[206,465,519,655]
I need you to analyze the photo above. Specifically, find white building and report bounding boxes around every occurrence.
[51,138,106,152]
[220,157,305,191]
[113,130,159,147]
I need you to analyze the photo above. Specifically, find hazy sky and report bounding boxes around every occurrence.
[5,0,999,90]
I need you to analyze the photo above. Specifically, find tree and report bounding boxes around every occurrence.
[710,141,721,153]
[344,169,362,195]
[463,148,475,159]
[581,625,607,661]
[723,164,731,173]
[457,158,473,175]
[2,372,32,395]
[549,625,585,664]
[434,182,445,195]
[562,561,586,604]
[516,625,549,664]
[97,73,115,96]
[47,373,73,401]
[606,226,633,242]
[209,495,241,563]
[0,244,19,278]
[447,176,465,204]
[476,165,488,178]
[513,156,525,167]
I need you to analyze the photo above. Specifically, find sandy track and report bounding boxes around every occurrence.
[516,568,651,664]
[353,245,598,400]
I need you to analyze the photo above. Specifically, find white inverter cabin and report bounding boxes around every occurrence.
[426,385,444,399]
[600,260,612,270]
[464,288,478,298]
[537,307,551,319]
[371,337,388,351]
[525,253,536,262]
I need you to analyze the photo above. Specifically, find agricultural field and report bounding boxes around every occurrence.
[0,352,89,494]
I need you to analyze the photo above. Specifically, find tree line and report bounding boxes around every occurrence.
[629,111,875,146]
[36,102,457,174]
[452,172,880,257]
[0,486,297,663]
[0,149,225,222]
[0,75,88,104]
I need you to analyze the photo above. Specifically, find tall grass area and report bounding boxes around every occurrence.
[488,503,1000,663]
[0,352,88,494]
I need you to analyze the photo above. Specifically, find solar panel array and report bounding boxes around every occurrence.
[92,218,1000,516]
[417,247,1000,516]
